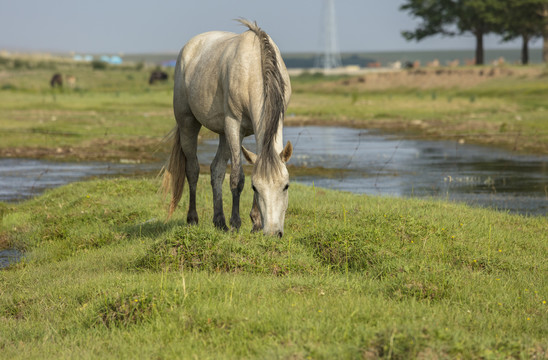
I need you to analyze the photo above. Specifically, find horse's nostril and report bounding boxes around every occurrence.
[277,231,283,238]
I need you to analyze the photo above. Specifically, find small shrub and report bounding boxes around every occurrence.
[91,60,108,70]
[91,292,157,328]
[13,59,28,69]
[1,83,16,90]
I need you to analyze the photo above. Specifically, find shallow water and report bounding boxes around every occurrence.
[0,249,23,269]
[0,127,546,216]
[202,126,547,216]
[0,159,160,203]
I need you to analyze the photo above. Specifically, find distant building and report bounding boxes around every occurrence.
[162,60,177,67]
[109,55,123,64]
[99,55,123,65]
[73,54,94,62]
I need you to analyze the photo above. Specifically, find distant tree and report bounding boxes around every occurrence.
[91,60,108,70]
[455,0,505,65]
[401,0,458,40]
[401,0,504,65]
[499,0,544,64]
[541,1,548,62]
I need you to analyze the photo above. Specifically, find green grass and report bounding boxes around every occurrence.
[1,177,547,359]
[0,67,175,155]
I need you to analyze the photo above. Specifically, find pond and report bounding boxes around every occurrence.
[1,126,546,216]
[202,126,547,216]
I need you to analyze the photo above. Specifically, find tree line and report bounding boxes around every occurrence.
[400,0,548,65]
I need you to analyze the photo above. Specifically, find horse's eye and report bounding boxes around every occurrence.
[283,184,289,191]
[252,184,257,193]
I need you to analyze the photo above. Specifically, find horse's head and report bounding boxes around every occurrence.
[242,141,292,237]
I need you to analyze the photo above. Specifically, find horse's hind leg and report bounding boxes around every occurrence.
[210,134,230,231]
[177,115,201,225]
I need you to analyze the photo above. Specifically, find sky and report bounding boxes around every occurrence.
[0,0,539,55]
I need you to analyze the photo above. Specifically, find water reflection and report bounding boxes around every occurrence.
[0,159,160,203]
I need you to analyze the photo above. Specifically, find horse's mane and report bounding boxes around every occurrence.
[238,19,286,176]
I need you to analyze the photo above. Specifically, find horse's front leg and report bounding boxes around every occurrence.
[225,117,245,231]
[250,193,262,232]
[229,164,245,230]
[210,135,230,231]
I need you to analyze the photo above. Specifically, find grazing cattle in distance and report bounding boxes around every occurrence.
[427,59,440,67]
[149,70,168,85]
[447,59,460,67]
[50,73,63,88]
[465,58,476,66]
[404,61,421,69]
[66,75,76,89]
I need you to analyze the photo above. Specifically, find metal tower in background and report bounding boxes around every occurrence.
[315,0,342,69]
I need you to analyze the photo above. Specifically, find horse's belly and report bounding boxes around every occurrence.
[185,91,224,132]
[187,90,252,136]
[198,115,226,134]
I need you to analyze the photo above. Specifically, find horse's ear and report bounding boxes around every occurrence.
[241,145,257,164]
[280,141,292,163]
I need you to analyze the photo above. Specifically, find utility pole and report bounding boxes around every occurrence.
[315,0,342,69]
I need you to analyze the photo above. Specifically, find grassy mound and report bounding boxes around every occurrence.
[1,177,546,358]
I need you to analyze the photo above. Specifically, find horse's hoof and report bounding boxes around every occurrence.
[215,223,229,232]
[230,217,241,231]
[213,214,228,231]
[187,213,199,225]
[251,226,261,233]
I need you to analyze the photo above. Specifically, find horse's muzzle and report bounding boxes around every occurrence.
[263,228,283,238]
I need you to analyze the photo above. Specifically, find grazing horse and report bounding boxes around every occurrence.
[50,73,63,88]
[162,19,292,237]
[149,70,168,85]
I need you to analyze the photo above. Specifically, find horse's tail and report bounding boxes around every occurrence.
[238,19,286,165]
[161,125,186,219]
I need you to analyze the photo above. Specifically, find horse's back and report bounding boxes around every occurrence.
[174,29,269,134]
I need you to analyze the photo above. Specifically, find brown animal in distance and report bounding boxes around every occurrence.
[50,73,63,88]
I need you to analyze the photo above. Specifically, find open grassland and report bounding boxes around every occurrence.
[1,177,547,359]
[0,65,176,161]
[1,60,548,160]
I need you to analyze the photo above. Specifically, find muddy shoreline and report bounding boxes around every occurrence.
[0,116,546,164]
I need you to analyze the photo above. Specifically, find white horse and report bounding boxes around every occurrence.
[163,20,292,237]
